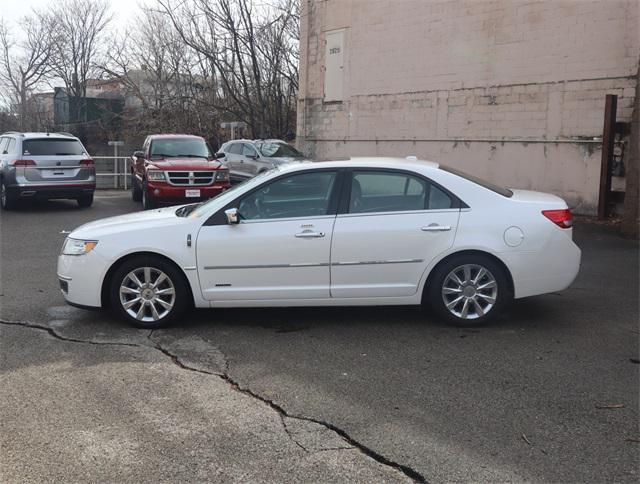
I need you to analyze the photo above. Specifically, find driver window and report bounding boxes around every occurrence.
[242,144,258,157]
[238,171,337,220]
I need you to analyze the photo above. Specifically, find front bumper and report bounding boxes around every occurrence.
[146,182,229,204]
[57,250,109,308]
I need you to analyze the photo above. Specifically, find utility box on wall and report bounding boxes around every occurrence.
[324,29,345,102]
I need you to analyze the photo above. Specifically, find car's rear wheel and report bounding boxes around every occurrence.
[142,181,155,210]
[1,179,18,210]
[109,256,188,328]
[131,175,142,202]
[428,254,511,326]
[77,194,94,208]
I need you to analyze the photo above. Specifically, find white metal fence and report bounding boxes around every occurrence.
[93,156,130,189]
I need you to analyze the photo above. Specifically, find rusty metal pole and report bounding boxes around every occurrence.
[597,94,617,220]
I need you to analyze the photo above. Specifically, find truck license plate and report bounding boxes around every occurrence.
[185,189,201,198]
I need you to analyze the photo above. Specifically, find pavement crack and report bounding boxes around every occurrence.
[0,319,140,348]
[148,331,427,483]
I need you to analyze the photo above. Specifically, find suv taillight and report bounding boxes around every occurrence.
[542,209,573,228]
[10,159,35,166]
[79,159,95,166]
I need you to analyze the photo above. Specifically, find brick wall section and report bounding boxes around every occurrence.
[297,0,640,213]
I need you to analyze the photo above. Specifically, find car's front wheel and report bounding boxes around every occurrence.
[427,254,511,326]
[110,256,188,328]
[131,175,142,202]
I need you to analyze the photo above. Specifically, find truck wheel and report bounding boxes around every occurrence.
[142,181,155,210]
[131,176,142,202]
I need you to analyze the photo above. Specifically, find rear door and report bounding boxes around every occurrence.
[21,137,92,185]
[330,169,461,298]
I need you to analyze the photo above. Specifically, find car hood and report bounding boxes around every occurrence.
[70,206,187,239]
[147,158,224,170]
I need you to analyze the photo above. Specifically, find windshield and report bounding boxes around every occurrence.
[23,139,86,156]
[441,165,513,198]
[187,169,277,218]
[257,142,303,158]
[150,138,213,159]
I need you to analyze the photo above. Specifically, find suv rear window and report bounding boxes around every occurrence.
[22,139,86,156]
[441,166,513,198]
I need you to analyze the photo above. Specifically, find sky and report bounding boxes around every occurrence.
[1,0,143,29]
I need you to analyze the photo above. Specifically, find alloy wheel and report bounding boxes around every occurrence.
[119,267,176,322]
[441,264,498,320]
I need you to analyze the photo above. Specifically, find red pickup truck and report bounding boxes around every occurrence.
[131,134,230,209]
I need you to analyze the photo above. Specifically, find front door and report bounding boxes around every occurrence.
[196,170,340,301]
[330,169,460,298]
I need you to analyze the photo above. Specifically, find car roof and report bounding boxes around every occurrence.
[225,139,287,144]
[1,132,78,140]
[279,157,440,172]
[147,134,204,140]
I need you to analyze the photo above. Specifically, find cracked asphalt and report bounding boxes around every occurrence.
[1,192,639,483]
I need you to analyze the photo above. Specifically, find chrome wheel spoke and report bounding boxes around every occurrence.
[460,299,470,318]
[149,301,160,321]
[120,286,140,295]
[155,298,173,310]
[471,298,484,316]
[477,293,496,304]
[477,281,496,291]
[473,268,486,284]
[446,295,464,309]
[153,273,167,288]
[155,287,174,296]
[143,267,152,284]
[443,287,462,295]
[123,297,141,309]
[136,301,147,319]
[463,266,472,284]
[127,271,144,289]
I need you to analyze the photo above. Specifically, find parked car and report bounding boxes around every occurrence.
[218,139,307,181]
[131,134,230,209]
[0,132,95,209]
[58,157,581,329]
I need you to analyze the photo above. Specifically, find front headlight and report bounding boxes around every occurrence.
[62,238,98,256]
[147,170,166,181]
[215,169,230,182]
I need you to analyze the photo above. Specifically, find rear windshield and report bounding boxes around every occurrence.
[257,142,303,158]
[441,165,513,198]
[22,139,86,156]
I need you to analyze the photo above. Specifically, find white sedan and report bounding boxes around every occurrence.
[57,158,581,328]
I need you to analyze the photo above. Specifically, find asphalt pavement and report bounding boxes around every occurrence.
[1,192,638,483]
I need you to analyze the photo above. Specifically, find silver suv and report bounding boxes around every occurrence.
[0,132,96,209]
[218,139,307,181]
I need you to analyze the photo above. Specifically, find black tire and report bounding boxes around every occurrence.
[142,181,155,210]
[427,254,511,327]
[1,179,18,210]
[131,175,142,202]
[77,193,94,208]
[109,255,189,329]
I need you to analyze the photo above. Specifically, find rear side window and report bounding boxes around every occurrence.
[242,144,258,156]
[441,165,513,198]
[0,137,8,154]
[22,139,86,156]
[349,171,453,213]
[6,139,16,154]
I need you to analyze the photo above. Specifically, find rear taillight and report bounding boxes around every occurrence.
[79,159,94,166]
[542,209,573,228]
[10,159,35,166]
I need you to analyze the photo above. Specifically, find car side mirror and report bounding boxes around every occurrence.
[215,152,225,159]
[133,150,145,158]
[225,208,240,224]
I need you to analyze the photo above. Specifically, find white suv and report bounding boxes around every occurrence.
[0,132,96,209]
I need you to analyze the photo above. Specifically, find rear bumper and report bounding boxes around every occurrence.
[7,183,95,200]
[146,182,229,203]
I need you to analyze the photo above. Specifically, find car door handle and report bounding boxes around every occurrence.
[295,231,325,238]
[421,225,452,232]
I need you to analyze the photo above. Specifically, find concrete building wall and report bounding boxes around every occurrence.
[297,0,640,213]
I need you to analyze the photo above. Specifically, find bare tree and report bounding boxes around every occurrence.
[47,0,112,133]
[155,0,299,139]
[0,14,55,130]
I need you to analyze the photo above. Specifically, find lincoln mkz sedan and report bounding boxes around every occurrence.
[57,158,581,328]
